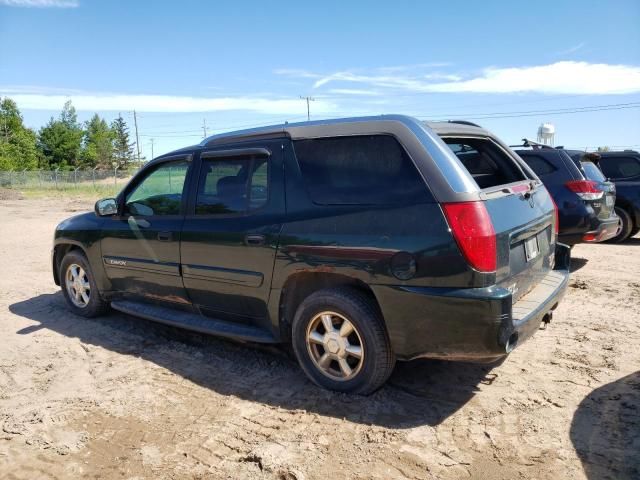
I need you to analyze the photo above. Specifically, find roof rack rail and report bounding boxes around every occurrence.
[447,120,482,128]
[510,138,555,149]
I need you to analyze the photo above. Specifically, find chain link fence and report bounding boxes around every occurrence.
[0,167,141,192]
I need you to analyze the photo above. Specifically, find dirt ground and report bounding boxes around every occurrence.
[0,197,638,480]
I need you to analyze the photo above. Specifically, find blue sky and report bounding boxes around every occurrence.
[1,0,639,158]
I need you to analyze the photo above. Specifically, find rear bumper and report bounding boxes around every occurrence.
[559,212,620,245]
[374,244,571,362]
[581,216,621,242]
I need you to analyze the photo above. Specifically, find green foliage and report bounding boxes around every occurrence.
[1,98,139,171]
[0,97,39,170]
[111,114,135,168]
[597,146,610,152]
[83,114,115,167]
[38,100,84,169]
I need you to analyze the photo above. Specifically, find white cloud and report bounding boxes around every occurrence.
[326,88,381,96]
[556,42,586,56]
[423,73,462,81]
[0,0,78,7]
[425,62,640,94]
[0,88,337,115]
[279,61,640,95]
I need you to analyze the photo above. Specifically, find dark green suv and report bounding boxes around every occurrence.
[53,115,570,394]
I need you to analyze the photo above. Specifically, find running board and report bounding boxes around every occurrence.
[110,300,278,344]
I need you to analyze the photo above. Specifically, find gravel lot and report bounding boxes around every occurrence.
[1,197,638,480]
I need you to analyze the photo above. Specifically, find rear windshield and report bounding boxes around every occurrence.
[581,161,606,182]
[442,137,528,189]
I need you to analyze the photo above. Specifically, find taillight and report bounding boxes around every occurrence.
[442,201,496,272]
[565,180,603,200]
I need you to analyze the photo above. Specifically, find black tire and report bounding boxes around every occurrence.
[59,250,110,318]
[291,287,395,395]
[629,225,640,239]
[609,207,633,243]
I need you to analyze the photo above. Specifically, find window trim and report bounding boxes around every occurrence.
[118,155,192,218]
[189,149,271,218]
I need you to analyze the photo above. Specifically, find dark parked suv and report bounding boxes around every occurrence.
[514,142,619,245]
[53,116,570,394]
[566,150,640,242]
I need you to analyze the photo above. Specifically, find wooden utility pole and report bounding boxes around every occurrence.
[133,110,141,165]
[150,138,155,159]
[300,96,315,121]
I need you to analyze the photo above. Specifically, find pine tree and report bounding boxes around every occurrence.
[111,114,135,168]
[83,114,114,168]
[38,100,83,168]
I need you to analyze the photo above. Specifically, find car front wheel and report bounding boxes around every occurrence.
[60,250,110,318]
[291,288,395,395]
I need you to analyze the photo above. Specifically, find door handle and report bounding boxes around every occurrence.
[157,231,172,242]
[245,234,266,246]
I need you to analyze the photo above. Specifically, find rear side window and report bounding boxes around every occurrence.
[442,138,527,189]
[600,157,640,179]
[519,154,557,176]
[292,135,430,205]
[195,155,268,215]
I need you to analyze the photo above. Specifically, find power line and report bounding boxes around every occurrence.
[417,102,640,120]
[126,102,640,139]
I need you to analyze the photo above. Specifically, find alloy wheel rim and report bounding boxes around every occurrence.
[305,311,364,381]
[65,263,90,308]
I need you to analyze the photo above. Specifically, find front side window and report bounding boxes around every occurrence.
[195,155,269,215]
[600,157,640,179]
[292,135,429,205]
[125,160,189,216]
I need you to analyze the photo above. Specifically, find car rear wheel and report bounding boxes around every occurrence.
[609,207,633,243]
[291,288,395,395]
[60,250,110,318]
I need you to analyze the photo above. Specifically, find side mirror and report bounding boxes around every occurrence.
[95,198,118,216]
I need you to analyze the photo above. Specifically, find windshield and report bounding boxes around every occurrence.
[581,161,606,181]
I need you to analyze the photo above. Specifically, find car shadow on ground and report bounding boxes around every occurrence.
[10,292,504,429]
[570,371,640,480]
[610,236,640,246]
[570,256,589,272]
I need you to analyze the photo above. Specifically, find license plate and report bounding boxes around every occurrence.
[606,195,614,207]
[524,236,539,262]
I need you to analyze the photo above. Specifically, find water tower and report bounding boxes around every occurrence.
[537,123,555,146]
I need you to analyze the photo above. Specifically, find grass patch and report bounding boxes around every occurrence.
[18,184,122,200]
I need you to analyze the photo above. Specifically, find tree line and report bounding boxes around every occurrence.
[0,97,137,171]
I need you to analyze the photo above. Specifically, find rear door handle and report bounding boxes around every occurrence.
[157,231,172,242]
[245,234,266,246]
